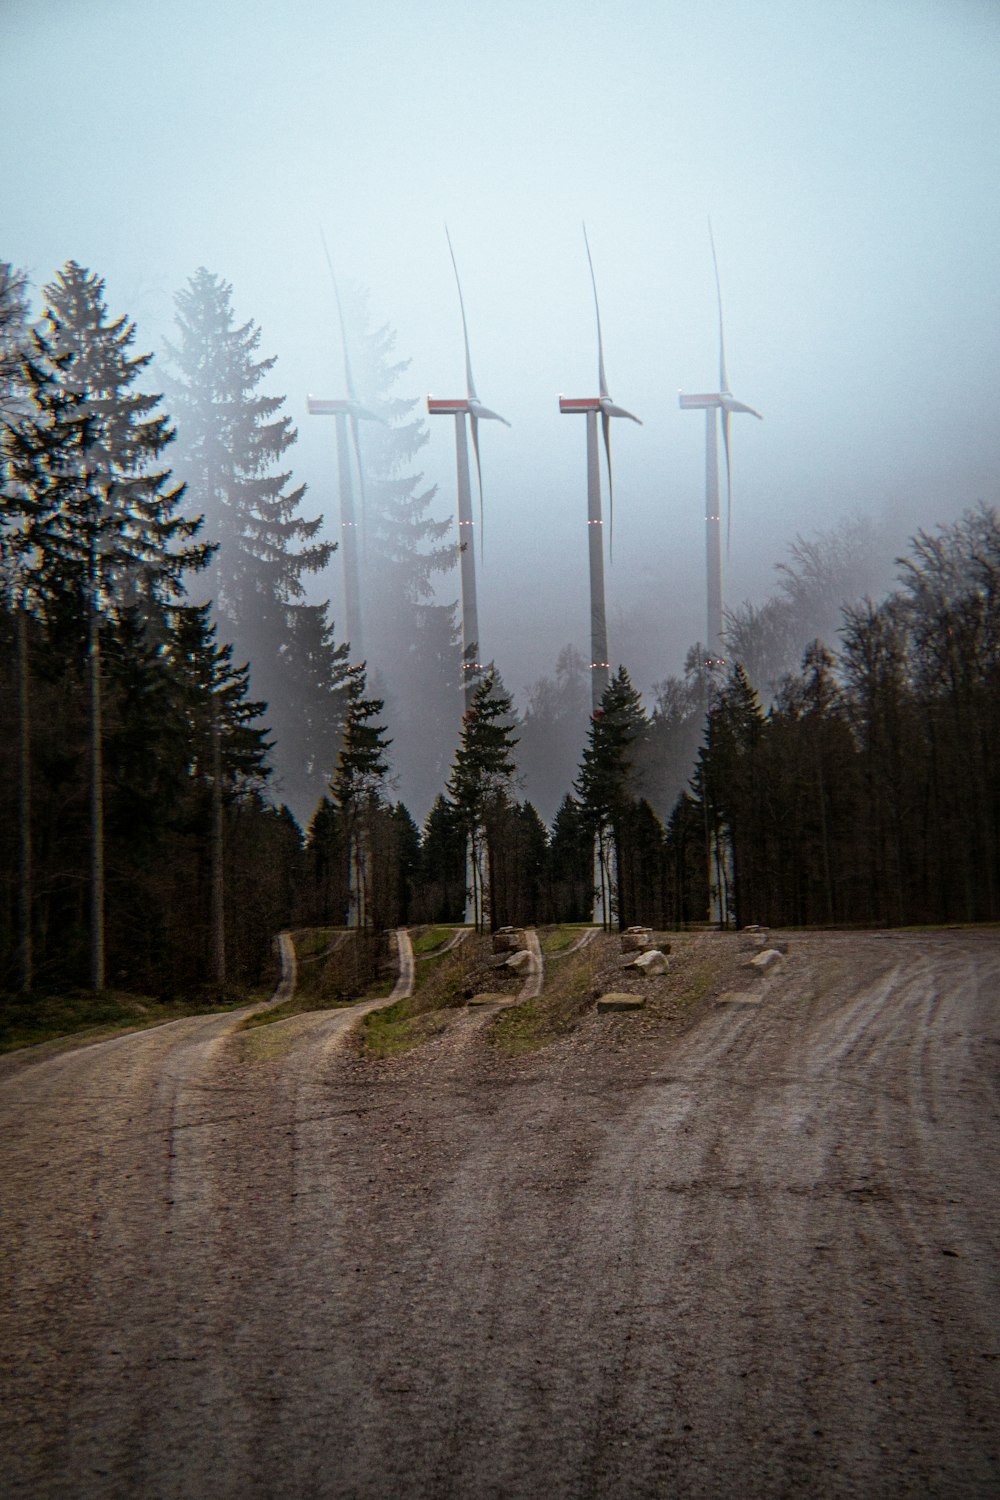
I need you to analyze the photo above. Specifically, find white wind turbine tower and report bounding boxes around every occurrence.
[427,227,510,710]
[561,225,642,929]
[559,224,641,714]
[680,222,762,667]
[307,234,382,663]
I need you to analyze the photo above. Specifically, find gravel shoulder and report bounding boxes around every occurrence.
[2,929,998,1498]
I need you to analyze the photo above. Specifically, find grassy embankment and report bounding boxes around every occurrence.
[239,927,395,1031]
[360,925,481,1059]
[363,923,601,1060]
[491,928,739,1055]
[490,927,603,1055]
[0,982,272,1056]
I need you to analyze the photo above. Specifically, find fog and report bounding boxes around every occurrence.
[5,0,999,707]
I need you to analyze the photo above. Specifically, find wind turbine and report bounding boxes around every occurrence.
[679,223,762,667]
[427,227,510,709]
[308,234,382,663]
[559,224,641,714]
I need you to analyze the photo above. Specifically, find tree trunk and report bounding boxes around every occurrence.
[209,713,226,990]
[88,601,105,991]
[16,609,32,994]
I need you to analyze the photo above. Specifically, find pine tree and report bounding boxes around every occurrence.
[546,794,594,922]
[163,268,348,822]
[415,793,467,922]
[0,262,31,428]
[518,645,590,826]
[2,318,70,993]
[20,264,210,988]
[446,667,519,931]
[168,602,271,986]
[575,666,649,928]
[694,662,766,926]
[335,283,460,820]
[328,663,392,928]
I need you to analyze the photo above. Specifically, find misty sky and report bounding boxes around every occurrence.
[4,0,999,701]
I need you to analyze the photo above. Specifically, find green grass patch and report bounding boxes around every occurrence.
[0,985,255,1055]
[411,925,460,956]
[240,928,394,1031]
[491,937,605,1055]
[538,924,592,955]
[360,1001,453,1058]
[357,932,488,1058]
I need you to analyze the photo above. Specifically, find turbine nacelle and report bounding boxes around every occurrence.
[678,391,762,419]
[427,396,510,426]
[559,396,641,424]
[307,395,384,423]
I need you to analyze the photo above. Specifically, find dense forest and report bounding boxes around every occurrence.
[2,259,997,1002]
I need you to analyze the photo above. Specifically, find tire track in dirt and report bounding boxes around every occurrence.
[2,931,999,1497]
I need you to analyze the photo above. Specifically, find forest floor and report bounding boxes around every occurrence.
[1,928,998,1498]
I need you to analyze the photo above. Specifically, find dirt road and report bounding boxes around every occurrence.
[2,931,998,1498]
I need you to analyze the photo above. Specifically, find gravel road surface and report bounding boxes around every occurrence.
[2,930,998,1498]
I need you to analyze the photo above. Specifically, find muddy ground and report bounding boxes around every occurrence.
[2,929,998,1498]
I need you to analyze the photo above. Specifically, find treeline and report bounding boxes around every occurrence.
[0,256,459,999]
[688,508,1000,926]
[301,497,1000,940]
[0,261,303,997]
[3,258,997,1004]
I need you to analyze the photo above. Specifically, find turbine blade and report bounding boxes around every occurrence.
[320,226,358,402]
[601,408,614,561]
[471,404,511,426]
[721,405,733,557]
[708,218,730,394]
[727,397,763,420]
[602,402,642,423]
[349,411,369,560]
[583,222,609,401]
[445,224,478,401]
[469,412,484,563]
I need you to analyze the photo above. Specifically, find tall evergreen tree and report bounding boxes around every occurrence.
[575,666,649,928]
[17,264,211,988]
[335,283,461,820]
[0,262,31,428]
[518,645,590,826]
[328,663,392,928]
[446,667,519,931]
[414,793,467,923]
[163,268,349,821]
[545,794,594,922]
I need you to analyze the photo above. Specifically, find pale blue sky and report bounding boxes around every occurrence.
[4,0,999,692]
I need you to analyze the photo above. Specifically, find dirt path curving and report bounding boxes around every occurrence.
[2,929,998,1497]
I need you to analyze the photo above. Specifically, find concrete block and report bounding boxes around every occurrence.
[621,927,652,953]
[492,928,521,953]
[596,993,646,1013]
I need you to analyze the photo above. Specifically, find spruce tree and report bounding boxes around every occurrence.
[446,667,519,931]
[575,666,649,928]
[546,794,594,922]
[415,793,467,922]
[518,645,590,826]
[335,283,460,819]
[328,663,392,928]
[18,264,210,988]
[163,268,348,822]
